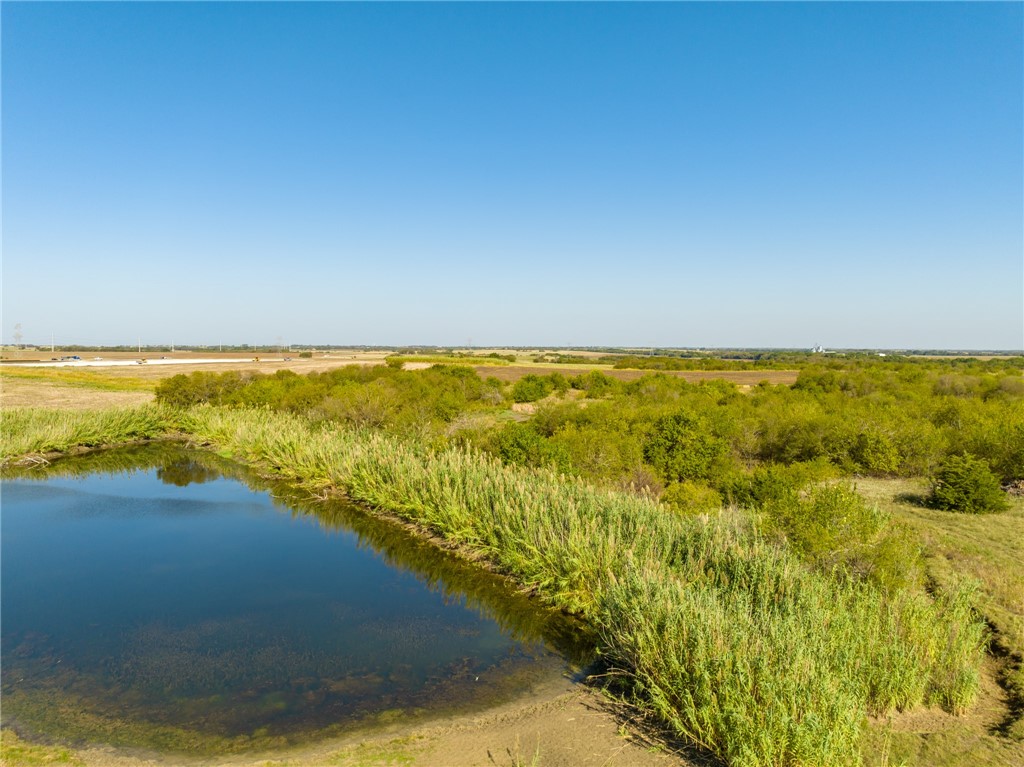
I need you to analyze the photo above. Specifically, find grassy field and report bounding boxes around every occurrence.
[857,477,1024,746]
[0,367,157,410]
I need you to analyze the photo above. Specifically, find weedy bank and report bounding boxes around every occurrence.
[2,405,988,767]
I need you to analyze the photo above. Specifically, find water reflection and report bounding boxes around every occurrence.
[1,444,592,754]
[157,458,222,486]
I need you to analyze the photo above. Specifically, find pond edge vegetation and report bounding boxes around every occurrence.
[0,404,994,767]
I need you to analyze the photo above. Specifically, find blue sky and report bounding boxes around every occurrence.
[3,2,1021,349]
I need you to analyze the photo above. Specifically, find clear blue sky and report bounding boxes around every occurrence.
[3,2,1022,349]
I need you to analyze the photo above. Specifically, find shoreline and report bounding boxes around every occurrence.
[2,679,686,767]
[0,439,685,767]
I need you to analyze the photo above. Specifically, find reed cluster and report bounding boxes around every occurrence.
[1,405,987,766]
[178,407,985,766]
[0,405,175,464]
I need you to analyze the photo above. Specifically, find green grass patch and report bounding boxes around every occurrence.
[862,719,1024,767]
[858,477,1024,740]
[0,729,82,766]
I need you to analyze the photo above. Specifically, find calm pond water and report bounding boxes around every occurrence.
[1,446,590,753]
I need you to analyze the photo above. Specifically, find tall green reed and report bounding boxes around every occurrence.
[1,405,176,465]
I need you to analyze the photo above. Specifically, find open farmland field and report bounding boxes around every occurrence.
[0,351,800,410]
[0,349,392,376]
[0,351,390,409]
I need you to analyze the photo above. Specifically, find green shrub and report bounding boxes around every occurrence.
[763,484,885,567]
[727,462,804,508]
[154,364,491,436]
[298,351,313,358]
[155,371,246,407]
[549,423,642,481]
[643,411,731,484]
[662,480,722,514]
[511,374,554,403]
[735,474,920,589]
[489,422,569,471]
[851,430,901,475]
[548,372,570,396]
[929,454,1009,514]
[569,371,618,397]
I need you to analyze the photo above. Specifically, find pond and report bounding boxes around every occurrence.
[1,445,592,754]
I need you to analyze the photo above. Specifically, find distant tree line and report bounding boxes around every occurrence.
[157,356,1022,518]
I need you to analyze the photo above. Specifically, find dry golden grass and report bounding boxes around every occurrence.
[0,367,155,390]
[0,379,153,410]
[0,368,156,410]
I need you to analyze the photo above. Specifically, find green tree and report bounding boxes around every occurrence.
[569,371,617,397]
[851,430,900,475]
[662,480,722,514]
[489,422,568,470]
[643,411,729,484]
[929,453,1009,514]
[511,374,553,403]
